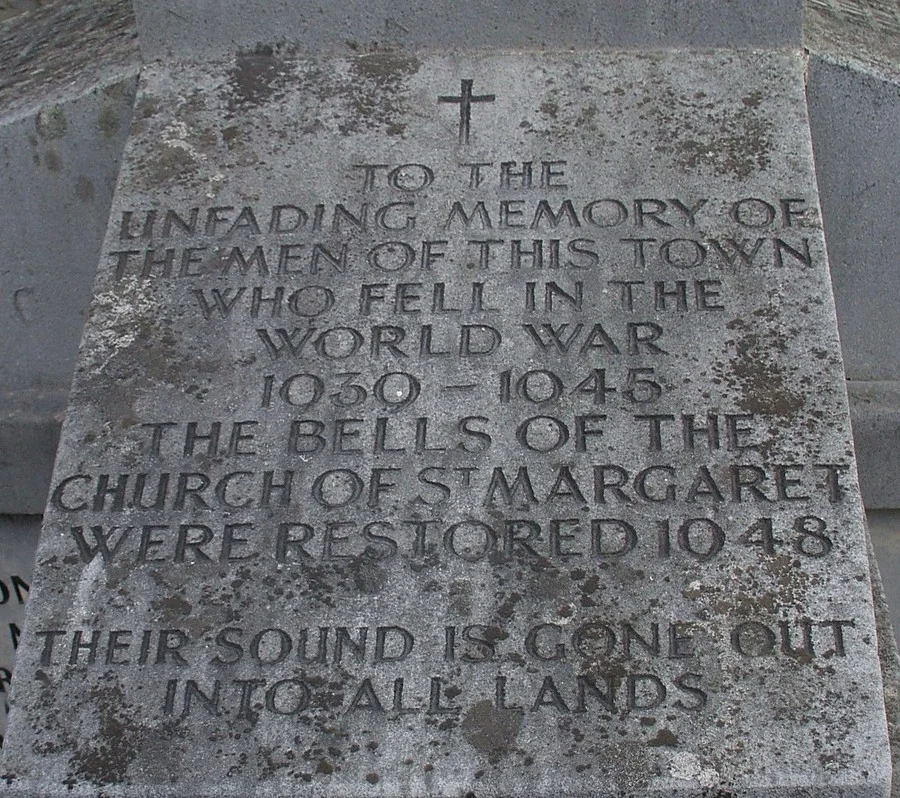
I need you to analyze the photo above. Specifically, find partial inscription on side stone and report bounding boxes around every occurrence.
[1,51,891,796]
[0,517,37,744]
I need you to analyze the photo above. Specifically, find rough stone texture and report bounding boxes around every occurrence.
[0,49,890,796]
[0,0,140,513]
[0,515,39,744]
[868,510,900,648]
[849,383,900,509]
[133,0,803,62]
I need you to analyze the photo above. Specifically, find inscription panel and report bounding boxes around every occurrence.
[1,51,890,797]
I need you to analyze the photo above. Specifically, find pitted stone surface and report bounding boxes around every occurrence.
[0,50,890,797]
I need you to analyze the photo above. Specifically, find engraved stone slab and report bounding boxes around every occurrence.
[1,50,891,797]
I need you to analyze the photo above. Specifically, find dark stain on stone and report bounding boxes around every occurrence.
[150,142,199,186]
[344,53,420,136]
[349,556,388,594]
[648,728,679,747]
[75,175,94,201]
[483,625,509,646]
[448,581,471,615]
[98,104,122,138]
[350,52,419,84]
[528,90,600,143]
[225,44,292,114]
[742,92,762,108]
[102,80,131,103]
[461,699,523,763]
[136,95,160,119]
[75,291,222,425]
[496,591,522,620]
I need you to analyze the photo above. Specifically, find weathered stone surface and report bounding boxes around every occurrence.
[0,0,138,119]
[806,0,900,77]
[0,390,62,514]
[1,50,890,796]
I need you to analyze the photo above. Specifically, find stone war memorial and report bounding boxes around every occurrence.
[0,1,894,796]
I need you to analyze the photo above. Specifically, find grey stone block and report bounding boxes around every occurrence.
[868,509,900,649]
[866,521,900,798]
[133,0,803,62]
[0,515,39,745]
[0,0,140,513]
[849,382,900,509]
